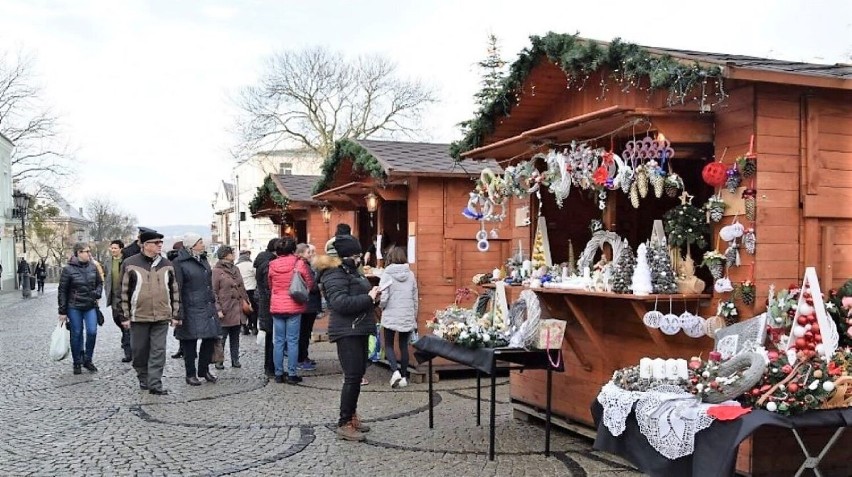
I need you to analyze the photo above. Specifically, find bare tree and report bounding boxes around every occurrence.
[85,197,137,263]
[0,51,74,185]
[234,46,436,159]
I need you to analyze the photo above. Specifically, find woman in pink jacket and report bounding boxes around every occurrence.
[268,237,315,384]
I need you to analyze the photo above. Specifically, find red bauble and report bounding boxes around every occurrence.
[811,323,820,332]
[788,383,799,393]
[807,342,815,350]
[805,331,814,340]
[795,338,807,349]
[797,316,808,325]
[808,314,817,324]
[751,388,761,397]
[702,162,727,187]
[814,333,822,342]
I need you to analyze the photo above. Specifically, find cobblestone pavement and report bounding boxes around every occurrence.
[0,286,642,476]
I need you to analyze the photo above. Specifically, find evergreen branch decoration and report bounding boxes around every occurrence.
[248,175,290,215]
[450,33,727,158]
[313,138,387,194]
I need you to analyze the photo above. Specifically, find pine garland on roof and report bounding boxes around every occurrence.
[450,33,726,158]
[248,175,290,215]
[312,138,387,194]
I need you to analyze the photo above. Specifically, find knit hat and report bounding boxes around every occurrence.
[139,230,163,243]
[216,245,234,260]
[332,235,362,258]
[183,232,202,249]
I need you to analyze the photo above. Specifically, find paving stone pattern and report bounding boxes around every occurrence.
[0,286,643,476]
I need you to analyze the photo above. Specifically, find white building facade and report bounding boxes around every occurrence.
[213,149,321,257]
[0,133,14,290]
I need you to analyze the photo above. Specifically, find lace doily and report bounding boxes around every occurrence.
[598,382,731,460]
[634,385,715,460]
[597,382,643,437]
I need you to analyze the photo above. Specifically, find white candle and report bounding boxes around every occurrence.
[492,268,502,280]
[639,358,653,379]
[666,359,679,380]
[583,267,591,279]
[676,359,689,380]
[652,358,666,379]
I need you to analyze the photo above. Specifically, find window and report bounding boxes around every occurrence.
[279,162,293,175]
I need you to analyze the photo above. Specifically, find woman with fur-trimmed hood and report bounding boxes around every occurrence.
[316,234,379,442]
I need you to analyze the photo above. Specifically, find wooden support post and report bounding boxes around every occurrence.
[562,296,609,366]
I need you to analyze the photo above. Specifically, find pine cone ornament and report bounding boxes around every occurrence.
[620,168,634,194]
[704,197,726,223]
[725,243,739,268]
[725,167,741,193]
[629,181,640,208]
[740,284,756,305]
[651,172,665,198]
[664,173,683,198]
[709,262,724,280]
[743,229,756,255]
[709,207,724,223]
[742,188,757,222]
[636,167,649,198]
[739,156,757,178]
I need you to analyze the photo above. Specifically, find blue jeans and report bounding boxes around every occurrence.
[67,308,98,365]
[272,314,301,377]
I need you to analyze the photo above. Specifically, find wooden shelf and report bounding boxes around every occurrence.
[533,287,711,302]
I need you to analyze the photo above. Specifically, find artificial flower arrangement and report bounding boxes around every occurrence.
[427,288,510,349]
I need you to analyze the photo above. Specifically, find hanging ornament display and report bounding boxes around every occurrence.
[702,161,727,188]
[725,164,742,193]
[718,300,739,326]
[737,135,758,178]
[629,181,640,208]
[742,188,757,222]
[743,228,756,255]
[724,240,740,268]
[704,196,727,223]
[701,251,726,280]
[738,280,756,306]
[636,165,649,198]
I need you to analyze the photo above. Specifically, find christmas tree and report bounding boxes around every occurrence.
[631,243,653,295]
[473,34,507,108]
[663,192,709,250]
[611,239,635,294]
[532,225,547,270]
[649,242,678,294]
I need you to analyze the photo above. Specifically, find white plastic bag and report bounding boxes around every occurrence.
[50,323,70,361]
[256,329,266,347]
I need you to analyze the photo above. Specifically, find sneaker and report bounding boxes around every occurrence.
[274,375,285,384]
[336,422,365,442]
[298,361,317,371]
[215,363,225,370]
[139,381,149,390]
[286,375,303,385]
[83,362,98,372]
[231,360,242,368]
[390,370,402,388]
[121,356,132,363]
[398,377,408,388]
[361,377,370,386]
[185,377,202,386]
[73,365,82,375]
[171,350,183,359]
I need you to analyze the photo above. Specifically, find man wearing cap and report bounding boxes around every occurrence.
[121,227,155,260]
[114,230,181,395]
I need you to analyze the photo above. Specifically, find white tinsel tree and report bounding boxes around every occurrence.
[631,243,653,295]
[611,239,635,294]
[649,242,678,294]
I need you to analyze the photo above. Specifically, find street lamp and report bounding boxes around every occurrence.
[12,190,31,298]
[320,205,331,224]
[365,191,378,228]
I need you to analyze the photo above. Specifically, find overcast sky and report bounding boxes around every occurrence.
[0,0,849,226]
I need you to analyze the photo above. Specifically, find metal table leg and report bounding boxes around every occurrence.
[476,370,481,426]
[545,366,553,457]
[428,359,434,429]
[489,369,496,461]
[792,427,845,477]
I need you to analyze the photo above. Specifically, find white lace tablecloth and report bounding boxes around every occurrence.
[597,382,739,460]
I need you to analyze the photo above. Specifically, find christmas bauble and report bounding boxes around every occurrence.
[766,402,778,412]
[702,162,727,187]
[798,302,814,316]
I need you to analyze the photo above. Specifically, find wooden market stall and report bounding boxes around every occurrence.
[248,173,347,246]
[313,139,502,360]
[456,34,852,474]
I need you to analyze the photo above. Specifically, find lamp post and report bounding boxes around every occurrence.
[365,192,378,228]
[320,205,331,224]
[12,190,31,298]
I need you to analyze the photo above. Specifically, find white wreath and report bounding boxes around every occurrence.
[578,231,626,272]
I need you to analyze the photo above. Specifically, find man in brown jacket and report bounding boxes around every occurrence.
[115,230,181,395]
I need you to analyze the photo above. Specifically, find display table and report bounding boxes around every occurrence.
[591,400,852,477]
[413,335,564,460]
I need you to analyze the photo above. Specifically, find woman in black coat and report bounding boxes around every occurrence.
[316,235,379,442]
[253,238,279,377]
[172,235,221,386]
[58,243,103,375]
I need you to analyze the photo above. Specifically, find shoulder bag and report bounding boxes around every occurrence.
[289,266,309,304]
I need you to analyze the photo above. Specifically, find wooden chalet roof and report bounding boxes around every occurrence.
[355,139,500,176]
[273,174,320,203]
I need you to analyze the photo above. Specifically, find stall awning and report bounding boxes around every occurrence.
[461,106,713,161]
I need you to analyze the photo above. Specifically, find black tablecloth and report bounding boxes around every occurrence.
[413,335,564,373]
[592,400,852,477]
